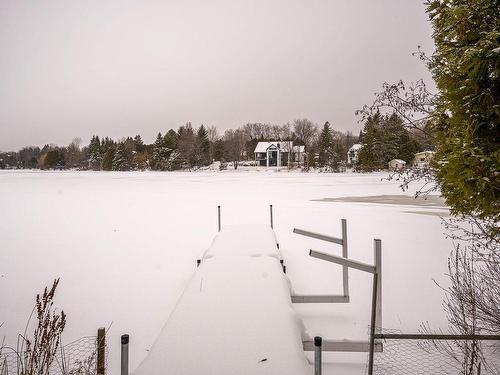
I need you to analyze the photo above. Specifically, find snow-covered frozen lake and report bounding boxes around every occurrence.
[0,170,452,374]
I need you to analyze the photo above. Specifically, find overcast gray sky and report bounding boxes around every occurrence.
[0,0,435,151]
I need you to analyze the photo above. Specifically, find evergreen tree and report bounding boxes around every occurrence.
[164,129,178,150]
[100,137,115,171]
[195,125,210,166]
[177,123,195,167]
[357,112,384,171]
[88,135,102,170]
[427,0,499,220]
[112,142,130,171]
[152,132,171,170]
[133,135,145,153]
[317,122,336,168]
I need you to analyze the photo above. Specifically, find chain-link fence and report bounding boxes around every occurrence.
[372,332,500,375]
[0,335,107,375]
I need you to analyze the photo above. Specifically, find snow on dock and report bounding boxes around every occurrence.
[133,225,311,375]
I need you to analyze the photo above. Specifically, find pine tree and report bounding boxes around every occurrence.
[164,130,178,151]
[112,142,130,171]
[427,0,499,220]
[88,135,102,170]
[195,125,210,166]
[357,112,384,171]
[317,122,336,168]
[177,123,195,167]
[100,137,115,171]
[152,132,171,170]
[133,135,145,153]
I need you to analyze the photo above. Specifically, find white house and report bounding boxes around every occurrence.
[388,159,406,171]
[347,144,362,165]
[254,141,305,167]
[413,151,435,168]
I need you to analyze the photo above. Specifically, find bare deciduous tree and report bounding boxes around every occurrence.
[223,129,246,169]
[207,126,219,163]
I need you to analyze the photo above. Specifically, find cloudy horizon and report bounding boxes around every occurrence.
[0,0,435,151]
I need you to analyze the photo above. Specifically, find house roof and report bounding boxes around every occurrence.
[254,141,294,153]
[414,151,435,156]
[390,159,406,164]
[349,143,362,151]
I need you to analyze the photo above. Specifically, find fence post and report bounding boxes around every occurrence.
[217,205,221,232]
[121,334,129,375]
[374,239,382,331]
[270,204,274,229]
[314,336,322,375]
[368,272,378,375]
[341,219,349,297]
[97,327,106,375]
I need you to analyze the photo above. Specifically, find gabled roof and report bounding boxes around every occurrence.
[390,159,406,164]
[349,143,362,151]
[414,150,435,156]
[254,141,294,153]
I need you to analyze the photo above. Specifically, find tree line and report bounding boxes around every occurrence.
[0,114,436,171]
[0,120,362,171]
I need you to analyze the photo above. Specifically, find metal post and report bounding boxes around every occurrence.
[374,239,382,331]
[314,336,322,375]
[368,273,378,375]
[121,334,129,375]
[217,205,221,232]
[96,328,106,375]
[341,219,349,297]
[270,205,274,229]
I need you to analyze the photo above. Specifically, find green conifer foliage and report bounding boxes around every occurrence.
[426,0,500,220]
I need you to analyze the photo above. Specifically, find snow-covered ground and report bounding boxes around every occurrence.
[0,170,452,374]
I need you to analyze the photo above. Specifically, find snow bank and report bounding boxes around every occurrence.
[133,226,310,375]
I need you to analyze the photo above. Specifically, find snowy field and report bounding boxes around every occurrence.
[0,170,452,374]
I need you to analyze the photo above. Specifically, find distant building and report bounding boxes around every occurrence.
[413,151,435,168]
[388,159,406,171]
[254,141,306,167]
[347,144,362,165]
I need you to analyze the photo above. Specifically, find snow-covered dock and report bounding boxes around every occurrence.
[133,225,311,375]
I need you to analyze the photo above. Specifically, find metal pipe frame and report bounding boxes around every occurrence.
[303,340,383,353]
[293,228,343,245]
[374,334,500,341]
[291,295,349,303]
[309,250,376,274]
[292,219,350,304]
[217,205,221,232]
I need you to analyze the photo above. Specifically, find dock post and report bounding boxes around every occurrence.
[314,336,322,375]
[97,327,106,375]
[341,219,349,297]
[368,273,378,375]
[374,239,382,331]
[270,204,273,229]
[217,205,221,232]
[121,334,129,375]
